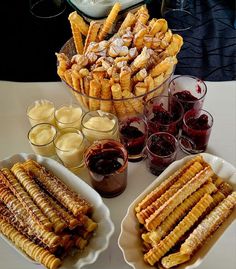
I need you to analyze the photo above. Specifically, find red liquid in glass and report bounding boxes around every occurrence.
[173,90,198,112]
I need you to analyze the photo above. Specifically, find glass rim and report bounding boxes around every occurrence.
[27,99,55,121]
[84,139,128,175]
[54,104,83,125]
[183,109,214,129]
[144,94,184,126]
[54,129,85,152]
[146,132,178,158]
[28,123,57,147]
[169,75,207,103]
[81,110,118,133]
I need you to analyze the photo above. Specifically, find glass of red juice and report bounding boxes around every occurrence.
[145,132,178,176]
[179,109,213,154]
[84,139,128,198]
[169,75,207,113]
[119,116,147,162]
[144,95,184,138]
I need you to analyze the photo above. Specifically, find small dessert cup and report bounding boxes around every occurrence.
[84,139,128,198]
[28,123,57,157]
[144,95,184,138]
[54,128,88,169]
[54,104,83,130]
[119,116,148,162]
[145,132,178,176]
[179,109,213,154]
[169,75,207,113]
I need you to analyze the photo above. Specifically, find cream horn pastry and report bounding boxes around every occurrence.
[0,218,61,269]
[0,168,52,230]
[22,160,92,216]
[10,163,66,234]
[0,183,60,249]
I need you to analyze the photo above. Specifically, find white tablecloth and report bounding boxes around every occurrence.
[0,80,235,269]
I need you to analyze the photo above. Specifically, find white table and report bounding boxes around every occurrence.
[0,80,235,269]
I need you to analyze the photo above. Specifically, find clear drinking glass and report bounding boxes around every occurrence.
[161,0,196,31]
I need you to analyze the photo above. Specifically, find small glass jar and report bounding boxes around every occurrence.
[54,104,83,130]
[84,139,128,198]
[81,110,119,143]
[28,123,57,157]
[27,99,55,126]
[54,128,88,169]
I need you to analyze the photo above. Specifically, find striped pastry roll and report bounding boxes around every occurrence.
[1,168,52,231]
[135,155,205,213]
[161,191,236,268]
[0,218,61,269]
[23,160,92,216]
[137,161,204,224]
[144,166,214,231]
[144,194,213,266]
[0,185,60,249]
[142,181,217,246]
[10,163,66,234]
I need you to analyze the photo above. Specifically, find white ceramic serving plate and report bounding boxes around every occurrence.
[118,153,236,269]
[0,153,114,269]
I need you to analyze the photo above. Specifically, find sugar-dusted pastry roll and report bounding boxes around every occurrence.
[0,184,60,249]
[161,192,236,268]
[142,181,217,246]
[133,6,149,33]
[84,21,101,54]
[150,56,177,77]
[22,160,92,217]
[144,194,213,266]
[1,168,52,231]
[68,11,89,36]
[10,163,66,234]
[149,19,166,36]
[118,12,136,33]
[0,218,61,269]
[137,161,204,224]
[133,28,147,50]
[120,66,132,92]
[135,155,205,213]
[55,53,70,80]
[130,47,150,74]
[145,166,214,231]
[98,2,121,41]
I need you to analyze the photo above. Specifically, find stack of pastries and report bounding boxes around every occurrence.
[0,159,97,269]
[56,3,183,119]
[135,155,236,268]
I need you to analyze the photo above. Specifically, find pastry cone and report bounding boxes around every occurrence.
[100,79,112,112]
[134,82,147,96]
[0,185,60,249]
[89,79,101,111]
[68,11,89,36]
[160,29,172,49]
[22,160,92,216]
[149,19,166,36]
[0,218,61,269]
[120,66,131,92]
[84,21,101,54]
[1,168,52,231]
[122,89,143,113]
[133,6,149,33]
[142,181,217,246]
[180,191,236,256]
[135,155,204,213]
[162,192,236,268]
[10,164,66,234]
[137,161,204,224]
[98,2,121,41]
[144,74,154,99]
[144,194,213,265]
[130,47,150,74]
[69,22,84,54]
[150,56,177,77]
[111,83,127,118]
[133,68,147,83]
[118,12,136,33]
[55,53,70,80]
[165,34,183,56]
[133,28,147,50]
[144,166,214,231]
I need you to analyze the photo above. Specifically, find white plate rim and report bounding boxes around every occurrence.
[118,153,236,269]
[0,153,115,269]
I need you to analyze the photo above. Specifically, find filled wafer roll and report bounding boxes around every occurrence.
[22,160,92,217]
[10,163,66,234]
[0,218,61,269]
[144,194,213,265]
[1,168,52,231]
[111,83,127,118]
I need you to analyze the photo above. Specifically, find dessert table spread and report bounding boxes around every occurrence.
[0,79,235,269]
